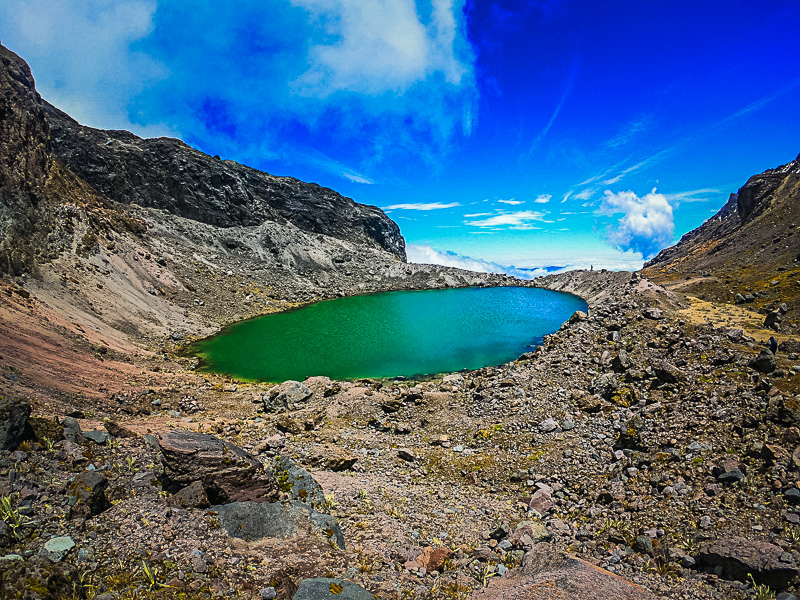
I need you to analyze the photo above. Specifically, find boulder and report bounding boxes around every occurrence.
[308,446,358,472]
[156,429,277,505]
[61,416,81,442]
[104,420,137,438]
[262,380,312,413]
[39,536,75,562]
[653,361,685,384]
[643,307,663,320]
[753,349,777,373]
[528,489,554,514]
[765,311,783,330]
[698,536,799,589]
[471,543,656,599]
[171,480,210,509]
[569,310,588,323]
[0,395,31,451]
[267,455,326,508]
[611,350,632,372]
[293,578,375,600]
[418,546,452,572]
[509,521,551,549]
[212,500,345,549]
[591,373,619,400]
[67,471,109,515]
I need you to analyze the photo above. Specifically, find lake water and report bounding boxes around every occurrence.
[189,286,586,382]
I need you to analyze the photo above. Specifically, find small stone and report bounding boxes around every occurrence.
[397,449,416,462]
[40,536,75,562]
[785,488,800,505]
[633,535,653,555]
[718,469,745,484]
[260,587,277,600]
[82,430,110,444]
[538,418,558,433]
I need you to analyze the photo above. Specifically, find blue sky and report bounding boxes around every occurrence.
[1,1,799,274]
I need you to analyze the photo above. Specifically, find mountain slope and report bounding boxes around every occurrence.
[44,102,406,260]
[642,154,800,333]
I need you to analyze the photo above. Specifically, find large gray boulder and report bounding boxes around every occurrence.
[157,429,277,505]
[263,381,313,413]
[293,578,375,600]
[212,500,345,549]
[0,395,31,451]
[752,349,777,373]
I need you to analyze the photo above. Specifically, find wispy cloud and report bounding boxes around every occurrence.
[561,191,573,203]
[605,114,654,148]
[385,202,461,210]
[464,212,493,217]
[466,210,550,229]
[527,50,581,153]
[573,189,594,200]
[534,194,552,204]
[498,199,525,205]
[298,147,374,184]
[663,188,721,203]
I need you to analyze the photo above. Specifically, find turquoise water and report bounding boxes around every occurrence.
[190,286,586,382]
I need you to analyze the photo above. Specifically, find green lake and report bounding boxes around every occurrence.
[189,286,586,382]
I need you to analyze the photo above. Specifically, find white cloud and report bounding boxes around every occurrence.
[292,0,469,95]
[599,188,674,258]
[0,0,477,173]
[663,188,720,203]
[561,191,572,203]
[464,212,493,217]
[465,210,548,228]
[299,147,374,183]
[534,194,552,204]
[406,244,535,278]
[0,0,172,136]
[385,202,461,210]
[498,198,524,205]
[573,189,594,200]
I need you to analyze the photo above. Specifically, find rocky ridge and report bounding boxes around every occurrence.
[643,154,800,334]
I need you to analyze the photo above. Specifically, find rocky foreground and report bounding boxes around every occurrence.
[2,268,800,600]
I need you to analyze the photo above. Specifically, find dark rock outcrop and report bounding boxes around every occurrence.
[67,471,109,515]
[0,395,32,451]
[156,429,278,505]
[698,536,799,589]
[44,103,405,260]
[0,45,52,275]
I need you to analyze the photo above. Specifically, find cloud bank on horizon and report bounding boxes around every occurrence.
[1,0,798,272]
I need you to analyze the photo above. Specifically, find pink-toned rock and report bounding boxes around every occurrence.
[528,489,553,514]
[471,543,656,600]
